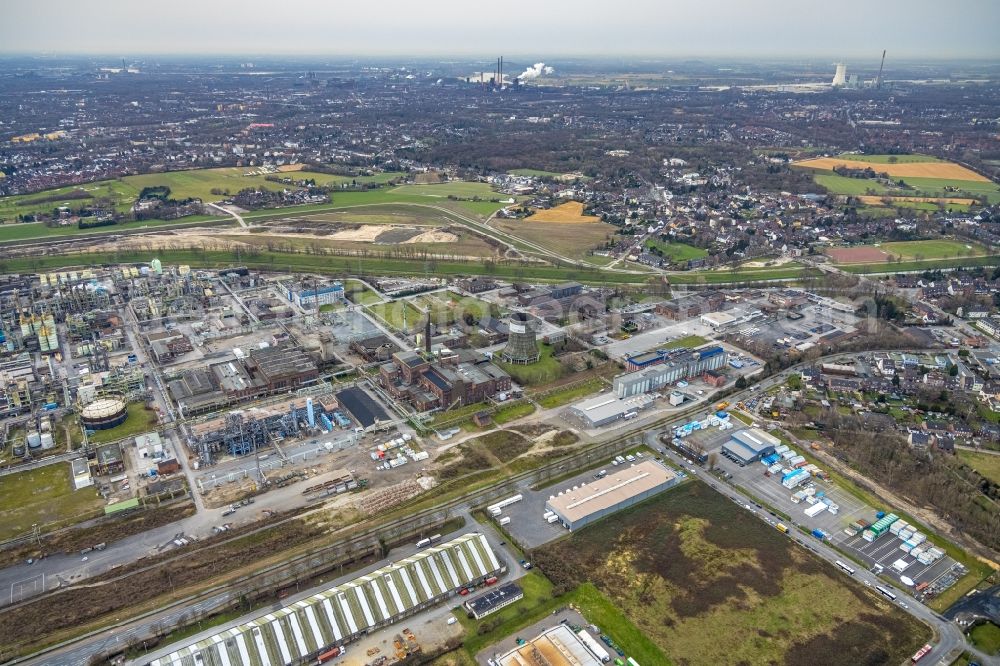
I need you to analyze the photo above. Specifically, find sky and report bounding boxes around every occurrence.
[0,0,997,60]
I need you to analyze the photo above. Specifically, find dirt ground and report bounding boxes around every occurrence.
[795,157,989,182]
[825,246,892,264]
[527,201,602,223]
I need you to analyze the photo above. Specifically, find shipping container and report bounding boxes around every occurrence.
[890,520,909,536]
[499,516,511,526]
[811,528,827,539]
[547,515,559,524]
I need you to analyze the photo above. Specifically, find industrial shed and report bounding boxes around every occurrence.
[147,533,501,666]
[721,428,779,465]
[495,624,606,666]
[545,460,679,530]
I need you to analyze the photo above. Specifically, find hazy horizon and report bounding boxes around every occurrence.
[1,0,998,60]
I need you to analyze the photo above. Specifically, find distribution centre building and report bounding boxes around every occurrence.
[545,459,679,530]
[722,428,779,465]
[147,532,501,666]
[567,393,655,428]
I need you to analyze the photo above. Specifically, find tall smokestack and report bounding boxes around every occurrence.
[500,56,503,87]
[424,316,432,354]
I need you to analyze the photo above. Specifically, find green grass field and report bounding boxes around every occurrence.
[645,239,709,263]
[969,622,1000,655]
[86,403,159,445]
[0,216,223,243]
[957,450,1000,486]
[534,377,607,409]
[810,168,1000,204]
[0,463,103,541]
[814,173,890,196]
[366,300,424,332]
[343,279,383,305]
[663,334,709,350]
[495,342,566,386]
[880,240,987,260]
[840,255,1000,275]
[388,182,501,199]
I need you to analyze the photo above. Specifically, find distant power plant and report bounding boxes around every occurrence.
[832,63,848,87]
[831,51,888,90]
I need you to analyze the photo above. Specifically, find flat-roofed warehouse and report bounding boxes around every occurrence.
[722,427,779,465]
[496,624,606,666]
[546,459,680,531]
[146,533,501,666]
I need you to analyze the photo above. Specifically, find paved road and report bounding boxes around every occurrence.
[11,349,989,664]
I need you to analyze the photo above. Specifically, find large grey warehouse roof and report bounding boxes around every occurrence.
[147,533,500,666]
[547,460,676,524]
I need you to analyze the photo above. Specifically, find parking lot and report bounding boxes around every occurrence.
[697,425,964,596]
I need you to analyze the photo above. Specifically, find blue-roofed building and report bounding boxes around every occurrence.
[615,345,729,398]
[287,281,345,310]
[721,428,779,465]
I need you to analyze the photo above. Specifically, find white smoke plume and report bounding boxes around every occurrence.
[519,63,555,80]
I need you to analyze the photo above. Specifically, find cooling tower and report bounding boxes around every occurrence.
[501,312,540,365]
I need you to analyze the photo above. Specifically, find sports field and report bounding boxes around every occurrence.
[534,481,928,666]
[0,463,103,541]
[527,201,602,223]
[827,240,988,264]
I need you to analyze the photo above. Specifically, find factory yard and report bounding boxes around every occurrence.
[695,424,967,602]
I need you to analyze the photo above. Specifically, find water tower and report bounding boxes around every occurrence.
[501,312,540,365]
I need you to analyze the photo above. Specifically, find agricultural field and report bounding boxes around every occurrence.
[798,155,1000,204]
[834,154,945,164]
[0,463,104,541]
[526,201,601,223]
[826,239,989,265]
[493,215,617,262]
[796,156,987,181]
[534,482,929,666]
[644,238,708,263]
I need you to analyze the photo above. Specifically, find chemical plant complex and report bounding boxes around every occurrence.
[1,41,1000,666]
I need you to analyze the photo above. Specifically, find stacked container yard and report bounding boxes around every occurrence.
[862,513,899,542]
